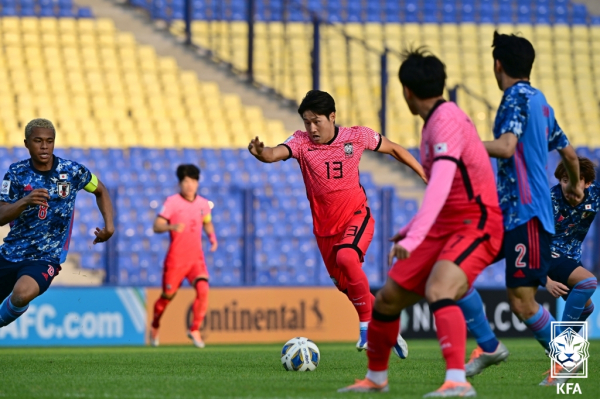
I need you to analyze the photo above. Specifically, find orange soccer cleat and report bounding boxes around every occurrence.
[423,381,476,397]
[337,378,389,393]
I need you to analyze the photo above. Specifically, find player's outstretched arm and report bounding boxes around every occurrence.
[153,216,184,234]
[203,220,218,252]
[248,136,290,163]
[0,188,49,226]
[557,145,583,204]
[377,136,427,183]
[90,179,115,244]
[483,132,517,159]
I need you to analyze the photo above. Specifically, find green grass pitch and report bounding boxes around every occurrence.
[0,339,598,398]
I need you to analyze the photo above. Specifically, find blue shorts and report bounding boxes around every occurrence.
[547,253,582,297]
[497,218,551,288]
[0,256,61,302]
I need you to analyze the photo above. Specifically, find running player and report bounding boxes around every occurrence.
[150,164,217,348]
[339,48,503,397]
[0,118,114,328]
[248,89,426,355]
[455,32,583,385]
[546,157,598,329]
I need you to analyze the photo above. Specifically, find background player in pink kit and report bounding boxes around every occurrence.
[149,164,217,348]
[340,49,503,397]
[248,90,426,355]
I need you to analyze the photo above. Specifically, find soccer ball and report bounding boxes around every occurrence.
[280,337,320,371]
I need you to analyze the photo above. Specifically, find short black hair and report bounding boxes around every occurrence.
[398,47,446,99]
[176,164,200,182]
[492,31,535,79]
[297,90,336,118]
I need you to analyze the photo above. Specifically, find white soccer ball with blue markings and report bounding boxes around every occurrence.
[281,337,320,371]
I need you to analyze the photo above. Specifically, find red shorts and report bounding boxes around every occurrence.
[389,224,502,297]
[316,206,374,292]
[162,256,209,295]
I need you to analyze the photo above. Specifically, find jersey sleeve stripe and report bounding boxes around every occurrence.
[279,143,293,160]
[373,135,383,152]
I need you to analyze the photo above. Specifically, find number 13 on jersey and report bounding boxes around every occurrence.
[325,162,343,179]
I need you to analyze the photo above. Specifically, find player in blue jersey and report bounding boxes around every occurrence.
[455,32,583,384]
[0,118,114,328]
[546,157,598,328]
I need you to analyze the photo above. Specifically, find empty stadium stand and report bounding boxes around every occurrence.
[135,0,600,148]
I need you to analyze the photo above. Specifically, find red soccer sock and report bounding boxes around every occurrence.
[337,248,372,322]
[430,299,466,371]
[191,279,209,331]
[367,309,400,371]
[152,296,171,329]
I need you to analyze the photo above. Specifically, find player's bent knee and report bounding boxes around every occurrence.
[161,292,176,300]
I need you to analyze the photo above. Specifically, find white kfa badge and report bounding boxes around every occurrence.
[59,173,68,180]
[344,142,354,158]
[57,182,71,198]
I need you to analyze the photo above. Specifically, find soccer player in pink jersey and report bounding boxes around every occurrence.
[248,89,426,355]
[339,49,504,397]
[149,164,217,348]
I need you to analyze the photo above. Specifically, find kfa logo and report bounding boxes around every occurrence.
[57,182,71,198]
[343,142,353,158]
[550,321,589,394]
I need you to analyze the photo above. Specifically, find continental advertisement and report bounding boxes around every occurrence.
[146,287,359,344]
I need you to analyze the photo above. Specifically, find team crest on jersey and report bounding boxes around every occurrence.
[1,180,10,195]
[344,142,354,158]
[57,182,71,198]
[582,211,593,219]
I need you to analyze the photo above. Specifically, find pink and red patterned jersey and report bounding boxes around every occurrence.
[158,194,212,264]
[281,126,382,237]
[420,101,501,231]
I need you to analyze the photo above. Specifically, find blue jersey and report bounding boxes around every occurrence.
[493,81,569,233]
[0,156,92,264]
[550,183,600,262]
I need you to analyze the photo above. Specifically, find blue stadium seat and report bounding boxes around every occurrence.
[77,6,93,18]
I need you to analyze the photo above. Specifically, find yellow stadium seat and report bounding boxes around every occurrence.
[39,18,58,33]
[58,18,76,33]
[116,32,136,48]
[1,17,19,32]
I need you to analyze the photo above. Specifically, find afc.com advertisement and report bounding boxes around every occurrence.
[2,287,599,346]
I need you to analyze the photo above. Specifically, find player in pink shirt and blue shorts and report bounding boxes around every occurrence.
[149,164,217,348]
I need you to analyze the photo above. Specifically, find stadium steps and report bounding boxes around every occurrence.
[76,0,425,195]
[74,0,301,133]
[579,0,600,15]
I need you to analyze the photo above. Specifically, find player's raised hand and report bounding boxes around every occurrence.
[546,277,569,298]
[93,226,114,244]
[388,243,410,266]
[248,136,264,157]
[564,181,584,206]
[22,188,50,206]
[172,223,185,233]
[210,240,218,252]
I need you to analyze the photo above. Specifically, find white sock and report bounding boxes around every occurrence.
[360,321,369,329]
[445,369,466,383]
[366,369,387,385]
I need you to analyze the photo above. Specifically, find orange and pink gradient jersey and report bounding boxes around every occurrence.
[281,126,382,237]
[158,194,212,264]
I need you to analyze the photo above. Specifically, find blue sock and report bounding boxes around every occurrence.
[523,304,554,351]
[0,295,29,328]
[574,303,595,333]
[562,277,597,322]
[457,287,499,353]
